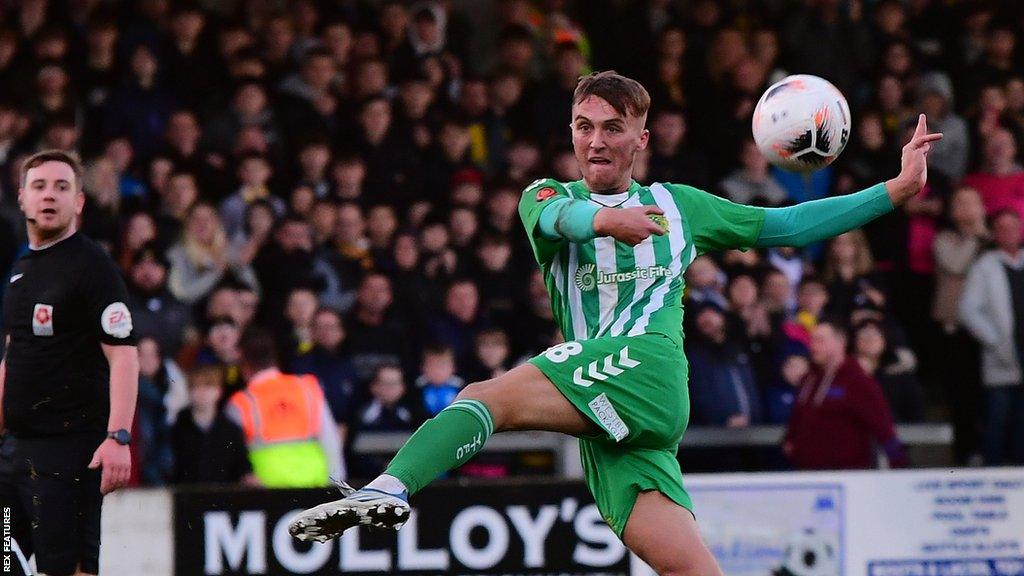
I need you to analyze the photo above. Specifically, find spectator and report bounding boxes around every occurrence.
[290,308,359,438]
[933,186,988,463]
[253,215,347,325]
[473,234,518,332]
[427,279,491,367]
[166,202,259,305]
[329,154,366,203]
[764,343,810,425]
[423,118,475,198]
[281,286,319,364]
[203,80,282,158]
[647,105,711,190]
[463,328,513,383]
[959,209,1024,465]
[366,204,398,261]
[684,256,728,311]
[852,319,927,423]
[80,157,122,248]
[416,345,465,418]
[962,129,1024,220]
[118,210,158,270]
[220,153,285,239]
[388,231,438,326]
[784,319,907,470]
[171,363,256,485]
[160,110,227,199]
[766,246,806,291]
[510,269,559,360]
[154,170,199,241]
[277,47,341,143]
[353,95,422,206]
[347,273,413,382]
[233,199,277,267]
[227,328,345,487]
[103,44,174,160]
[327,202,373,291]
[917,72,970,182]
[102,137,147,203]
[132,337,178,487]
[295,138,332,198]
[193,317,243,397]
[823,230,887,322]
[786,276,830,346]
[357,364,416,433]
[761,267,796,320]
[726,273,773,383]
[686,304,761,428]
[126,241,193,357]
[719,138,787,206]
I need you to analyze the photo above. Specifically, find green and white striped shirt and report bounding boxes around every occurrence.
[519,178,765,344]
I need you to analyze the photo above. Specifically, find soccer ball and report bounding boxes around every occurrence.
[752,74,851,173]
[773,528,839,576]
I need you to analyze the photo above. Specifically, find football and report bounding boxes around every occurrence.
[752,74,852,173]
[773,528,839,576]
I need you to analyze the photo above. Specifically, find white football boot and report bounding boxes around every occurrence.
[288,480,410,543]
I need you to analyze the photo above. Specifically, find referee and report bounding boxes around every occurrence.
[0,150,139,576]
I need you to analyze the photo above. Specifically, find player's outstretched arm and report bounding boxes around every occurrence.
[756,114,942,248]
[537,198,665,246]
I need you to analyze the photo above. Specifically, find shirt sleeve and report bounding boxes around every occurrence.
[518,178,573,264]
[83,250,138,346]
[670,184,766,255]
[756,183,893,247]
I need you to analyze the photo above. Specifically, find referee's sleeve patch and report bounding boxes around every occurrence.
[101,302,133,339]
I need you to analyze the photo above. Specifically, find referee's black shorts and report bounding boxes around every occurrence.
[1,435,33,576]
[9,431,105,576]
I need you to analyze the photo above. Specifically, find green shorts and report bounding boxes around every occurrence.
[529,332,693,536]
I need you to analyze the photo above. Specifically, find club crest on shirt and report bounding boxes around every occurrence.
[649,214,670,233]
[101,302,133,339]
[33,303,54,336]
[535,187,557,201]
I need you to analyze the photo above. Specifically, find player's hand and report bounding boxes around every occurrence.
[89,438,132,495]
[886,114,943,205]
[593,205,666,246]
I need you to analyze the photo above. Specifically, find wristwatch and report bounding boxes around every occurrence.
[107,429,132,445]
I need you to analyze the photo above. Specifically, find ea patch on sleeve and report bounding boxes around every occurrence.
[536,187,557,201]
[101,302,133,339]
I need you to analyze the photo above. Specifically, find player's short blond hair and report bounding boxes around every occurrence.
[573,71,651,119]
[20,149,84,191]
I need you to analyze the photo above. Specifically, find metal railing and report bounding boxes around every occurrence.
[352,423,954,478]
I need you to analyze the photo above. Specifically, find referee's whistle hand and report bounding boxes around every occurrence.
[89,439,132,494]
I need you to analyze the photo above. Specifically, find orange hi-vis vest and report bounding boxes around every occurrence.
[229,369,329,488]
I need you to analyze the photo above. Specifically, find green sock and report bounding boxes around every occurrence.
[384,399,494,495]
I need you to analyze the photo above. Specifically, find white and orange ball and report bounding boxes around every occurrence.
[752,74,851,173]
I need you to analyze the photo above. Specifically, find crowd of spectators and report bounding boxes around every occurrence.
[1,0,1024,486]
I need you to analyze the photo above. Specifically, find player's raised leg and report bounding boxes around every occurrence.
[288,362,597,541]
[623,491,723,576]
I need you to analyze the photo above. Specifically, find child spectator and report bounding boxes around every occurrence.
[464,329,512,383]
[416,345,465,417]
[171,364,256,485]
[357,364,416,433]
